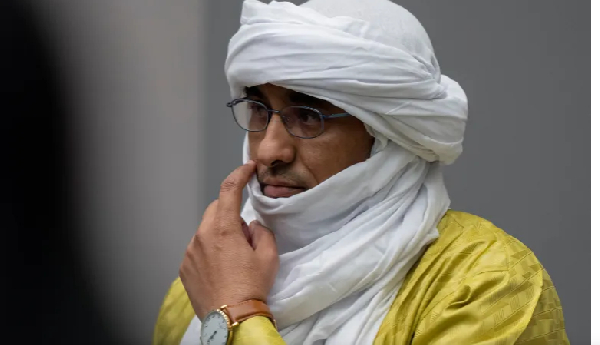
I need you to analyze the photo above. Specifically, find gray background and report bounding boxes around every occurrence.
[33,0,588,344]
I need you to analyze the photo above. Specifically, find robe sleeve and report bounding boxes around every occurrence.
[153,277,286,345]
[232,316,286,345]
[153,278,196,345]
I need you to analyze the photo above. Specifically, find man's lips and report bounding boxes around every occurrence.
[261,184,305,198]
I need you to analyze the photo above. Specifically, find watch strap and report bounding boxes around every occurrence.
[222,299,275,327]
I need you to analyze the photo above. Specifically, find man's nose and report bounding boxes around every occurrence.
[255,114,295,167]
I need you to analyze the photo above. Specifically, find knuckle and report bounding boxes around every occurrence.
[184,246,194,261]
[261,244,278,261]
[194,227,204,240]
[267,248,279,261]
[214,224,232,238]
[186,235,201,254]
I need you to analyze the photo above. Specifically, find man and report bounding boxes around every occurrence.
[154,0,569,344]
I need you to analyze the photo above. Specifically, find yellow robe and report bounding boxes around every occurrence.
[153,210,569,344]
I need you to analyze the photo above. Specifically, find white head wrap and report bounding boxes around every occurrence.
[182,0,468,344]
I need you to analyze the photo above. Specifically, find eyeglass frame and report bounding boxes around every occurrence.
[226,98,352,139]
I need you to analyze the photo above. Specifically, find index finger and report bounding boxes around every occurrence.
[216,160,256,219]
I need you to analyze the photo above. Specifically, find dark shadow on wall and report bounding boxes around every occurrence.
[1,1,123,344]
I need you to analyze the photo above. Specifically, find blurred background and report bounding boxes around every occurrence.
[3,0,588,344]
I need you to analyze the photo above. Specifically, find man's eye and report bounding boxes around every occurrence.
[247,102,266,114]
[297,109,321,123]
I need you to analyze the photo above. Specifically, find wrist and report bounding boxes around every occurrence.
[223,299,276,328]
[200,299,276,345]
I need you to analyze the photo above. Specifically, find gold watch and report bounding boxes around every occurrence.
[200,299,275,345]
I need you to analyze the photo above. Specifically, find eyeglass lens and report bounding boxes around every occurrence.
[232,100,324,138]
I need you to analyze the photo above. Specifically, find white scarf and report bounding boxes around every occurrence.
[182,1,468,344]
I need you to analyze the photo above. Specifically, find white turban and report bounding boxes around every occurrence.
[182,1,469,344]
[226,0,468,163]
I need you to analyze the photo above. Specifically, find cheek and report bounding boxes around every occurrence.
[301,125,373,184]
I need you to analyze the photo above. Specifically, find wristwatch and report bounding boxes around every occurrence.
[200,299,275,345]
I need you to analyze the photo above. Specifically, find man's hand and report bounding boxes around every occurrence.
[179,161,279,319]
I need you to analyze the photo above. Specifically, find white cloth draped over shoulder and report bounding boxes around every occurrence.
[182,0,468,344]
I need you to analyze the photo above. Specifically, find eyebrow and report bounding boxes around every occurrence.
[243,86,263,99]
[288,91,328,108]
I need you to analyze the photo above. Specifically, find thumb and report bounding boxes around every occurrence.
[249,221,278,255]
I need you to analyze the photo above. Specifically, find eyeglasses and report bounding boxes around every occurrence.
[226,99,351,139]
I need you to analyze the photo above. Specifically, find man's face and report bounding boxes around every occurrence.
[247,84,374,198]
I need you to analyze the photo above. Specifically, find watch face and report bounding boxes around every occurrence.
[201,311,230,345]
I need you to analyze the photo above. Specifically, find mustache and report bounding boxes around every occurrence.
[257,165,306,188]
